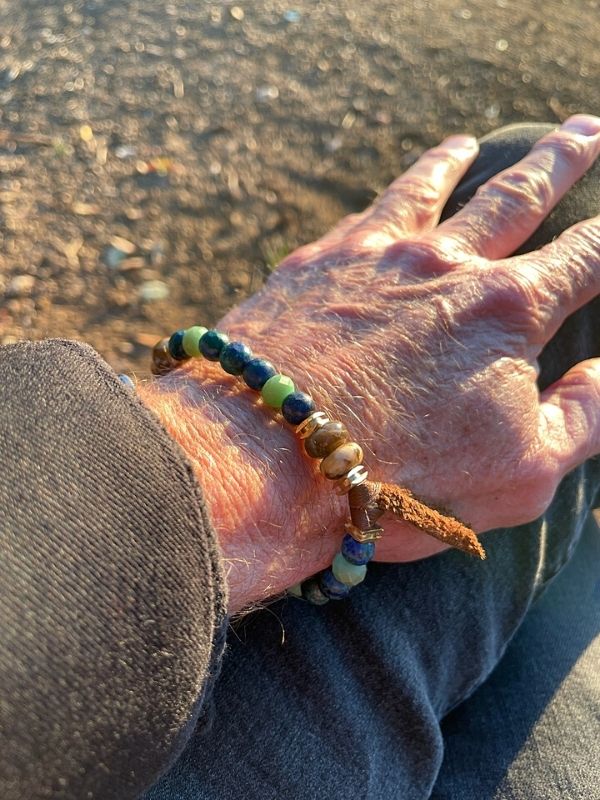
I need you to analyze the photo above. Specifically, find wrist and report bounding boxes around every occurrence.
[137,360,346,615]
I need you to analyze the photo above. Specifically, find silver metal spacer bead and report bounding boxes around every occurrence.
[334,463,369,495]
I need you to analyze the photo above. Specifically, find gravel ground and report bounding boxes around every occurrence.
[0,0,598,374]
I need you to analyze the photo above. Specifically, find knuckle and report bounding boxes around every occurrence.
[477,168,552,218]
[516,458,560,521]
[484,264,548,335]
[538,129,588,165]
[400,175,441,209]
[383,236,457,273]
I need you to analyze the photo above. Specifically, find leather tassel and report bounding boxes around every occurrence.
[365,481,486,560]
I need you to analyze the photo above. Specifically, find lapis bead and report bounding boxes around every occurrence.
[319,569,351,600]
[118,374,135,390]
[242,358,277,391]
[281,391,316,425]
[341,533,375,566]
[199,329,230,361]
[219,342,253,375]
[301,578,330,605]
[168,329,188,361]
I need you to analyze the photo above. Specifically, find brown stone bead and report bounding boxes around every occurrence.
[320,442,363,480]
[151,338,178,375]
[304,421,349,459]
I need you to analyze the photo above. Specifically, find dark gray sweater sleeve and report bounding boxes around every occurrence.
[0,339,230,800]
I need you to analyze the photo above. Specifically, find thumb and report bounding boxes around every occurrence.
[539,358,600,474]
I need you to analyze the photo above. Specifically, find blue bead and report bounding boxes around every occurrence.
[242,357,277,391]
[281,391,316,425]
[319,569,351,600]
[118,374,135,390]
[219,341,253,375]
[168,329,188,361]
[341,533,375,566]
[199,329,230,361]
[301,578,330,605]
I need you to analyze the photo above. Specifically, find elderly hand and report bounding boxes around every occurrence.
[140,115,600,613]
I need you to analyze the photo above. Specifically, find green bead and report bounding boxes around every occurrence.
[331,553,367,587]
[287,582,303,598]
[261,374,295,408]
[182,326,208,357]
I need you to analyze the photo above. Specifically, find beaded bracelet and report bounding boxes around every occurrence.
[121,325,486,606]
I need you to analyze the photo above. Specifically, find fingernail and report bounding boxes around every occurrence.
[444,134,479,151]
[561,114,600,136]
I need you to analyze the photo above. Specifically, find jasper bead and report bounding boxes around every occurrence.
[332,553,367,586]
[199,329,230,361]
[168,329,189,361]
[219,341,253,375]
[281,391,315,425]
[182,325,208,357]
[305,421,349,459]
[341,533,375,566]
[320,442,363,480]
[319,569,351,600]
[243,358,277,391]
[261,374,295,408]
[302,578,330,605]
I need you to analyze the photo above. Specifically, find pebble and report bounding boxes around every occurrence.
[230,6,244,21]
[102,245,126,269]
[256,85,279,102]
[110,236,136,255]
[138,280,169,302]
[7,274,35,296]
[115,145,137,159]
[72,201,101,215]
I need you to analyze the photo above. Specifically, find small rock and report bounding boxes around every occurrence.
[102,245,126,269]
[115,145,137,159]
[325,134,343,153]
[110,236,137,255]
[150,242,166,267]
[7,274,35,296]
[79,124,94,142]
[120,257,146,271]
[139,280,169,302]
[125,206,144,221]
[256,85,279,102]
[72,201,101,215]
[230,6,244,20]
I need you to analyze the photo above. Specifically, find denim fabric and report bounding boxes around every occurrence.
[144,124,600,799]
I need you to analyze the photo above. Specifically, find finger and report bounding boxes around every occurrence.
[539,358,600,474]
[498,214,600,341]
[345,135,479,246]
[436,115,600,260]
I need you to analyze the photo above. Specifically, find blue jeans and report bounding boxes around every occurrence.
[144,124,600,800]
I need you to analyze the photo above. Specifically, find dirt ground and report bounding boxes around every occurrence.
[0,0,598,375]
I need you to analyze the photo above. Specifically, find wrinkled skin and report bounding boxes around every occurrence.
[213,116,600,565]
[143,115,600,610]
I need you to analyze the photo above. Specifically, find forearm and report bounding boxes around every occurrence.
[137,360,347,615]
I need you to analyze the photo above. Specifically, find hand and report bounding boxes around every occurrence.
[139,115,600,614]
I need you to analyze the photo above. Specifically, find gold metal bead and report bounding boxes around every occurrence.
[295,411,330,439]
[344,520,384,543]
[151,338,178,375]
[334,464,369,495]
